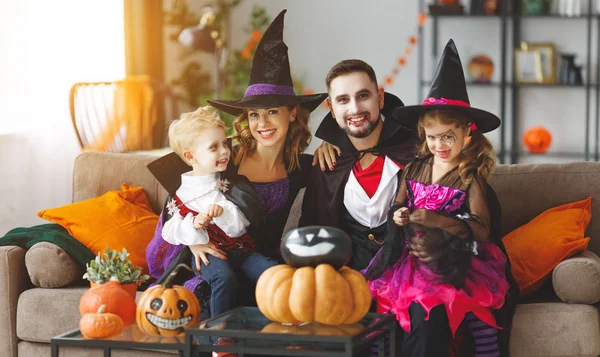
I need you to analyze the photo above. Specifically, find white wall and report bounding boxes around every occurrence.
[163,0,423,153]
[229,0,423,154]
[2,1,597,235]
[222,0,597,161]
[0,1,125,236]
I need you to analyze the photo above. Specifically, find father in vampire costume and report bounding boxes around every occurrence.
[299,59,418,271]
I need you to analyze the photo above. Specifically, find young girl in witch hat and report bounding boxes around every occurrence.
[364,39,517,357]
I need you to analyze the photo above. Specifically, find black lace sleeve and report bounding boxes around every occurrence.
[432,176,492,242]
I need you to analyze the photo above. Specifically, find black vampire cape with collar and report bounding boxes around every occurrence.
[147,140,312,285]
[298,98,418,231]
[147,151,264,286]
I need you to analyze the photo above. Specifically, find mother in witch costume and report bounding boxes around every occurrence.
[145,9,327,312]
[363,40,519,357]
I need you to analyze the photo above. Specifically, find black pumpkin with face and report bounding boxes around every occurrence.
[280,226,352,270]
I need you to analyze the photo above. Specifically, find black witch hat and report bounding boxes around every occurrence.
[390,39,500,133]
[207,10,327,116]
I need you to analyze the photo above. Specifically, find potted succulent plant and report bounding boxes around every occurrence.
[83,247,150,297]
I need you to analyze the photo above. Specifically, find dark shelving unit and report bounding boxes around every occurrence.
[417,0,600,164]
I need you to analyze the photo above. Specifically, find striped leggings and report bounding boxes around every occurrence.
[465,312,500,357]
[369,312,500,357]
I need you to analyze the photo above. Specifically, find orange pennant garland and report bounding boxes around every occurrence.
[380,12,428,89]
[241,13,429,101]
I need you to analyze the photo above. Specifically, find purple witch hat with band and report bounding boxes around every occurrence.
[207,10,327,116]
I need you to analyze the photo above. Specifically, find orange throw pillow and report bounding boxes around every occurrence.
[37,183,158,274]
[502,197,591,296]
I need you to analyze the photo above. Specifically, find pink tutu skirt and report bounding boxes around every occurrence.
[368,241,509,335]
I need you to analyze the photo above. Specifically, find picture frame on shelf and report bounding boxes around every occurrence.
[523,42,557,83]
[514,48,543,83]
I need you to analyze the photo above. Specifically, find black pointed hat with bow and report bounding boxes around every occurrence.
[390,39,500,133]
[207,10,327,116]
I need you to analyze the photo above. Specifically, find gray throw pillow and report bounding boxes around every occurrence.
[25,242,86,288]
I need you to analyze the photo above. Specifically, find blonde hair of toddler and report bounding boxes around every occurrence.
[168,106,227,164]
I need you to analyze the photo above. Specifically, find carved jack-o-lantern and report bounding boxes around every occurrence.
[281,226,352,270]
[135,264,200,337]
[523,126,552,154]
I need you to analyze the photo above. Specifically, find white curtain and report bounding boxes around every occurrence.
[0,1,125,235]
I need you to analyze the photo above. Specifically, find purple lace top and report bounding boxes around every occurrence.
[146,216,204,292]
[251,177,289,214]
[407,180,466,215]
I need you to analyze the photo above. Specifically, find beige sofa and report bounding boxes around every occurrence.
[1,151,600,357]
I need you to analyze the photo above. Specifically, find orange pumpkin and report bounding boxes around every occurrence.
[261,321,365,336]
[90,282,137,299]
[79,281,137,325]
[255,264,372,325]
[80,305,125,339]
[523,126,552,154]
[136,264,200,337]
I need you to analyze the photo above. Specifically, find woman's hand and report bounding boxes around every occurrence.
[312,141,342,171]
[409,209,443,228]
[189,242,227,271]
[392,207,410,226]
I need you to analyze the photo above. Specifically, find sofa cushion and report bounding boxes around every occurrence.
[25,242,85,288]
[510,303,600,357]
[72,152,168,214]
[17,287,149,343]
[553,250,600,304]
[37,183,158,274]
[502,197,591,296]
[490,162,600,256]
[17,286,88,342]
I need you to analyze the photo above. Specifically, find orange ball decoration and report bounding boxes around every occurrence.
[79,281,137,325]
[468,54,494,83]
[523,126,552,154]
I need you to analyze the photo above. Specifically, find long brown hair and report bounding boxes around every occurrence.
[416,110,496,183]
[231,105,311,173]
